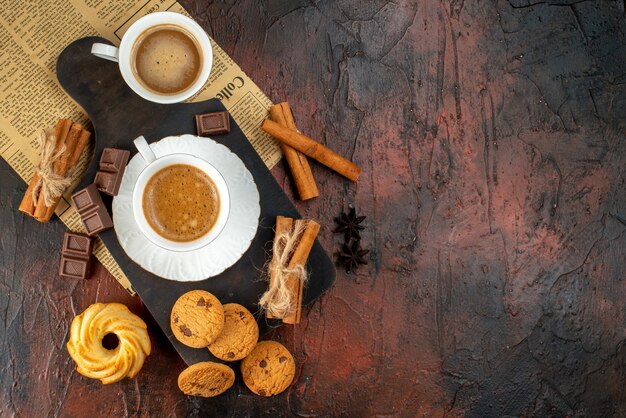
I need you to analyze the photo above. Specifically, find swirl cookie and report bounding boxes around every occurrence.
[171,290,224,348]
[178,361,235,397]
[67,303,151,384]
[208,303,259,361]
[241,341,295,396]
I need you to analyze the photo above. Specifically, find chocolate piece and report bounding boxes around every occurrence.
[60,258,90,280]
[94,171,115,194]
[195,111,230,136]
[59,232,93,279]
[95,148,129,196]
[100,148,129,172]
[179,325,193,337]
[72,183,100,212]
[62,232,94,256]
[82,210,111,234]
[71,184,113,236]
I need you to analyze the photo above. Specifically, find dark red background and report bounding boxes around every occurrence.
[1,1,625,416]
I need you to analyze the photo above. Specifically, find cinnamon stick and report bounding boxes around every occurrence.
[54,122,82,174]
[261,119,361,182]
[19,119,70,215]
[266,216,294,320]
[56,119,73,157]
[67,129,91,169]
[269,103,319,200]
[36,124,89,222]
[283,220,320,324]
[18,175,39,215]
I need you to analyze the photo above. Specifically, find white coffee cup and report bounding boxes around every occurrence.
[91,12,212,104]
[132,136,230,252]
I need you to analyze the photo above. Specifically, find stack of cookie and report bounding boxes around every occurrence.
[171,290,296,398]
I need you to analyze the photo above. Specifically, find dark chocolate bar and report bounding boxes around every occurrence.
[71,183,113,236]
[195,111,231,136]
[59,232,93,280]
[95,148,129,196]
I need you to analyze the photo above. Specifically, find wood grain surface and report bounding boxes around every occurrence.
[1,0,625,416]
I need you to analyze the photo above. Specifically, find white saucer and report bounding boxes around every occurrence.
[112,135,260,281]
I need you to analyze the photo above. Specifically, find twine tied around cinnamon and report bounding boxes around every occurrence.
[30,129,72,207]
[259,219,309,318]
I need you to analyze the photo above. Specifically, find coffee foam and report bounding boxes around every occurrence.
[143,164,219,242]
[133,26,201,95]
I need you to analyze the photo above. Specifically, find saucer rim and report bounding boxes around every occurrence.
[112,134,260,281]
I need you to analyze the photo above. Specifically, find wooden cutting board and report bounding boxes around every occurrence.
[56,37,336,365]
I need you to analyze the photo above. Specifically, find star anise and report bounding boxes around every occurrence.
[334,207,366,241]
[338,239,369,273]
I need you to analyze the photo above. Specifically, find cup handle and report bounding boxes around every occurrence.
[91,43,119,62]
[133,136,156,164]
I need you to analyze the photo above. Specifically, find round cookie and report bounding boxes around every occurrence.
[178,361,235,397]
[208,303,259,361]
[171,290,224,348]
[241,341,295,397]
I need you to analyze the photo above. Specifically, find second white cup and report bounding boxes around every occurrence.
[91,12,212,104]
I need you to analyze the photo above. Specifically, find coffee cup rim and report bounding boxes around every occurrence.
[118,12,213,104]
[132,153,230,252]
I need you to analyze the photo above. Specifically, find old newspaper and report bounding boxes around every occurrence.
[0,0,281,293]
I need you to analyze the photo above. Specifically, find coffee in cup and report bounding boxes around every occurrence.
[91,12,213,104]
[132,136,230,252]
[142,164,220,242]
[132,25,202,96]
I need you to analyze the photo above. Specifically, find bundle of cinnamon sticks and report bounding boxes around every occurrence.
[19,119,91,223]
[264,102,361,200]
[262,216,320,324]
